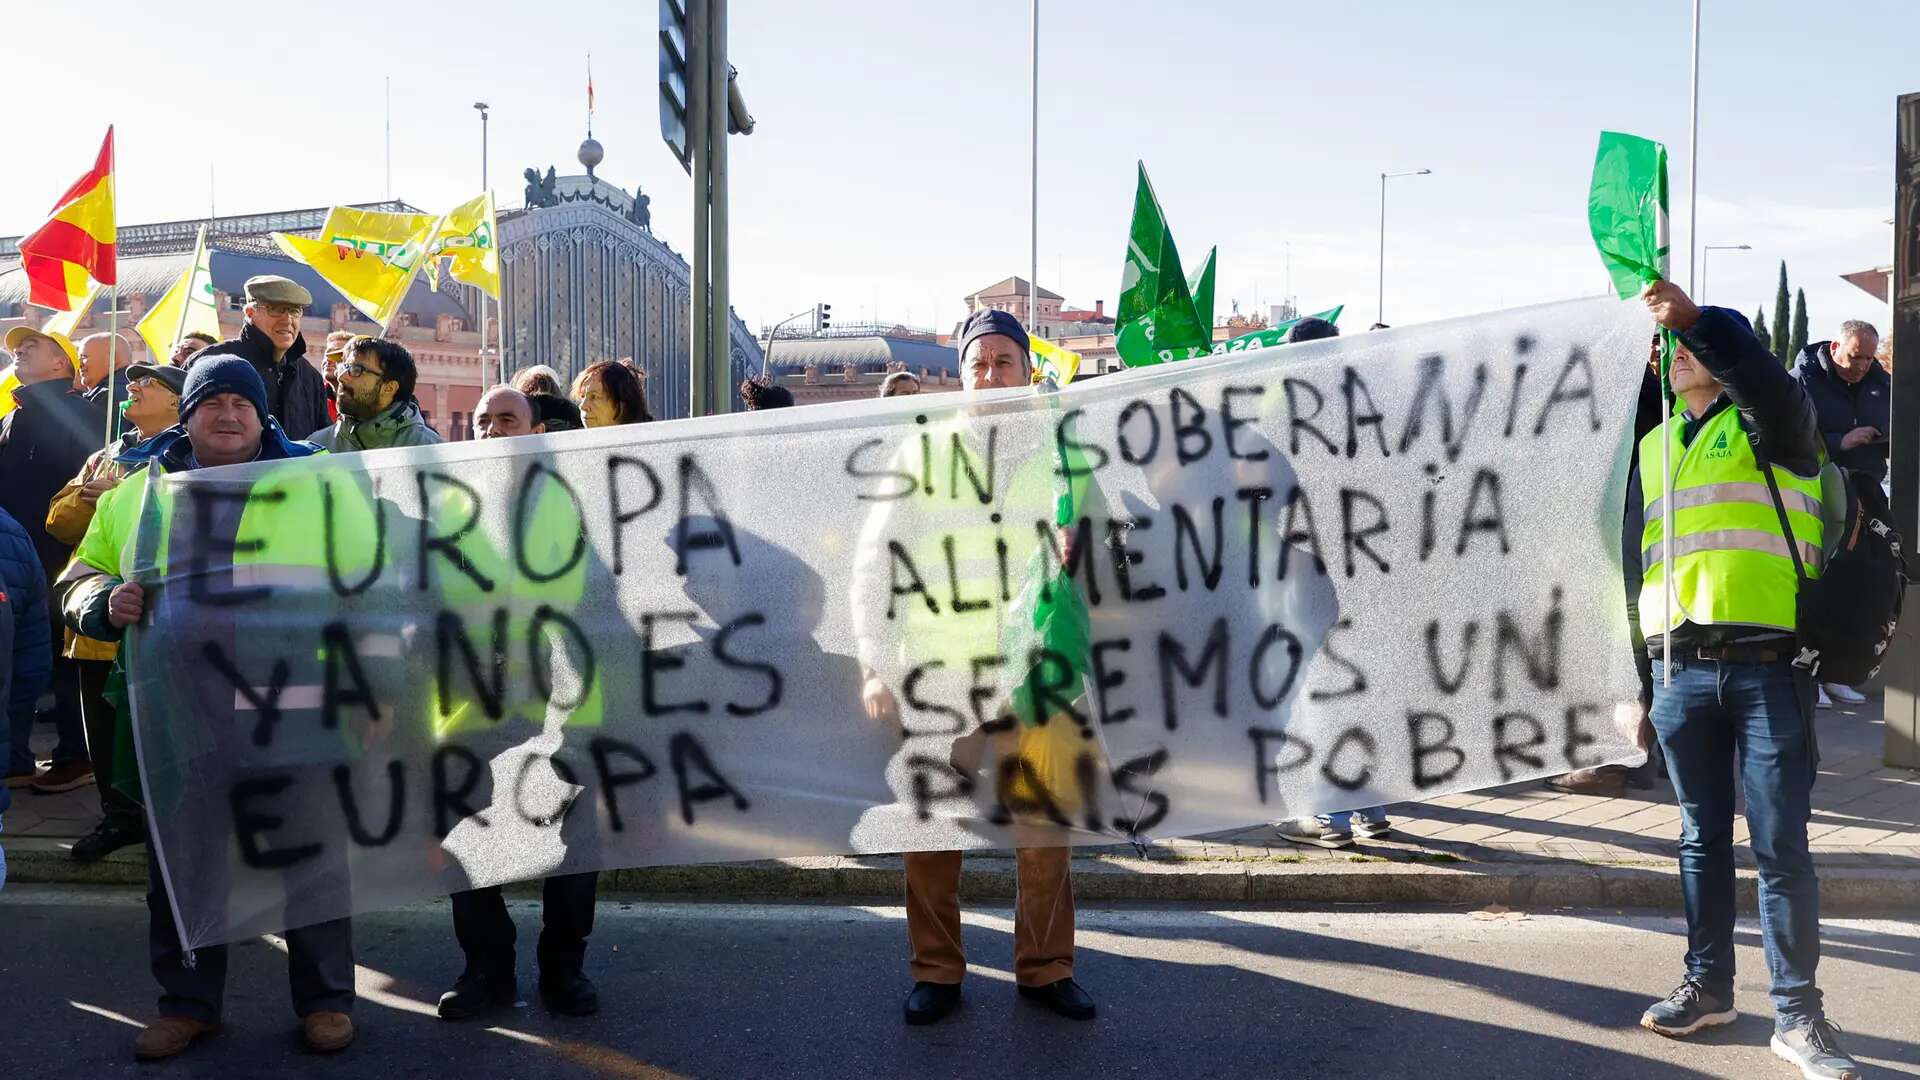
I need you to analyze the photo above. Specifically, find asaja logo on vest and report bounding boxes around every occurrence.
[1705,430,1733,460]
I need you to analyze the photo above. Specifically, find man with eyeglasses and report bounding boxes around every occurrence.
[192,276,331,440]
[309,337,443,452]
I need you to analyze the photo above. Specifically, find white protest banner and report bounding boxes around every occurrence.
[125,297,1649,951]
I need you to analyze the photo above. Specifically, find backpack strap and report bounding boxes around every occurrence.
[1750,433,1811,586]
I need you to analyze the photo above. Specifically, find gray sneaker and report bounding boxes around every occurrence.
[1771,1020,1862,1079]
[1274,817,1352,849]
[1640,978,1736,1036]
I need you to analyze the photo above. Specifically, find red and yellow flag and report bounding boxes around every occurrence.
[18,127,116,312]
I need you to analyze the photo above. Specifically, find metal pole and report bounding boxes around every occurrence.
[1376,172,1387,325]
[709,0,731,414]
[385,76,392,201]
[478,103,492,386]
[1686,0,1701,294]
[688,0,709,416]
[1029,0,1039,338]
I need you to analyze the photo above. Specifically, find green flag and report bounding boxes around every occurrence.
[1587,131,1670,299]
[1115,162,1210,367]
[1211,305,1346,355]
[1187,245,1217,336]
[1588,130,1674,395]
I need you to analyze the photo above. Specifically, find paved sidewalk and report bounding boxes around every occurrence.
[8,692,1916,910]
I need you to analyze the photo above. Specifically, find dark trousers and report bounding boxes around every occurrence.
[1649,656,1823,1030]
[75,658,140,827]
[11,653,85,773]
[451,871,600,980]
[146,844,355,1023]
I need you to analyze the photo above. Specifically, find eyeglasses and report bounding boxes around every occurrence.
[130,376,176,394]
[256,302,304,318]
[339,362,386,380]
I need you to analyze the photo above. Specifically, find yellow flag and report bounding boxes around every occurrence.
[0,367,18,419]
[41,281,101,341]
[426,192,500,298]
[135,225,222,362]
[272,206,435,328]
[1030,337,1083,387]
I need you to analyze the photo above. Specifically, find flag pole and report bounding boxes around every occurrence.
[106,284,118,448]
[1664,0,1701,687]
[172,225,206,358]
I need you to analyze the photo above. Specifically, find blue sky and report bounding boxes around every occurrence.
[6,0,1912,339]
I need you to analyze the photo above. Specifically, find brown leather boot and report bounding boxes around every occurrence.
[132,1017,217,1060]
[303,1011,355,1053]
[1545,765,1628,797]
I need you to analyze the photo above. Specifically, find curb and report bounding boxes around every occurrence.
[8,839,1917,914]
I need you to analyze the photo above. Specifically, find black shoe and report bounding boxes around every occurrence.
[1640,978,1735,1037]
[437,971,515,1021]
[1018,978,1096,1021]
[903,981,961,1025]
[70,817,143,863]
[539,971,599,1016]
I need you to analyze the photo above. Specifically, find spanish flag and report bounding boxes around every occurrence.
[18,128,116,312]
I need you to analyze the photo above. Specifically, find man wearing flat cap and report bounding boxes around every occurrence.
[191,275,331,440]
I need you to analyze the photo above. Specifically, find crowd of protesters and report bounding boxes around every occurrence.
[0,270,1892,1078]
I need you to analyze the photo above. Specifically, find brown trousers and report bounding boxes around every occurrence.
[903,847,1073,987]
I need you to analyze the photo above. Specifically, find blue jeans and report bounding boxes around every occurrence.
[1649,656,1822,1029]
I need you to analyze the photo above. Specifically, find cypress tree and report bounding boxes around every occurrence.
[1753,308,1771,353]
[1771,262,1792,366]
[1790,288,1810,361]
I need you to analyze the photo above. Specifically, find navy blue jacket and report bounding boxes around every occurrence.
[1,507,53,816]
[1792,342,1891,483]
[0,379,105,583]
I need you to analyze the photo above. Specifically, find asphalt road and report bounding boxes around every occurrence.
[2,887,1916,1079]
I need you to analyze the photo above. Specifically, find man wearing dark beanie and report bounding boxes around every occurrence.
[53,350,355,1060]
[853,305,1095,1027]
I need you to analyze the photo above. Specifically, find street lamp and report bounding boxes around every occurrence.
[473,102,493,384]
[1700,243,1750,303]
[1378,168,1431,325]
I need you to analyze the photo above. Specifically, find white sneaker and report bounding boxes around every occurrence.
[1823,683,1867,706]
[1816,686,1833,709]
[1350,817,1393,840]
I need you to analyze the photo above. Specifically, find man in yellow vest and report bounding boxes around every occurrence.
[1634,282,1861,1080]
[856,307,1093,1026]
[58,356,359,1061]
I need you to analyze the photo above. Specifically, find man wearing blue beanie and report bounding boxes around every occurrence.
[53,350,352,1060]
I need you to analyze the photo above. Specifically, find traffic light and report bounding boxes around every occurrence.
[815,302,832,333]
[658,0,695,174]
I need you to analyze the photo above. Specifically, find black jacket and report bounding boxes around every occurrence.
[194,323,332,441]
[1792,341,1891,482]
[83,375,131,441]
[1626,307,1824,651]
[0,379,106,582]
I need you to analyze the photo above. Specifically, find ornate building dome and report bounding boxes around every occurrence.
[500,152,758,419]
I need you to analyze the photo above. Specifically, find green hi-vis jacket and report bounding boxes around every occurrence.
[1637,406,1824,640]
[57,442,391,778]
